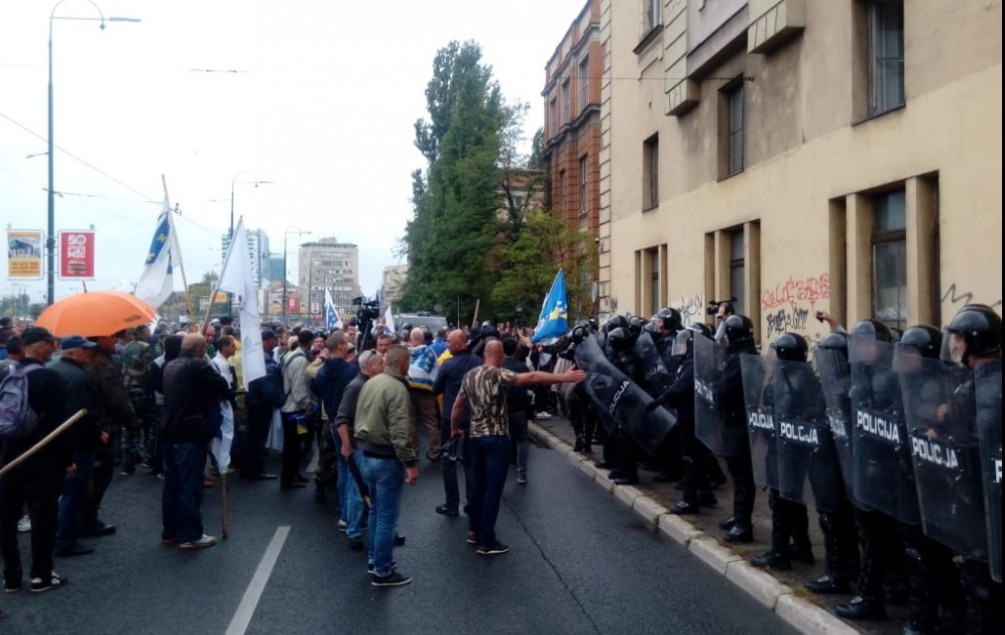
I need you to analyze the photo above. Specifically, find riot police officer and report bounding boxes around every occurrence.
[606,326,644,485]
[750,332,814,571]
[655,307,683,371]
[717,314,758,543]
[806,331,859,595]
[942,304,1002,634]
[663,324,718,514]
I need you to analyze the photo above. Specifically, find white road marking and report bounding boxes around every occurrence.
[225,526,291,635]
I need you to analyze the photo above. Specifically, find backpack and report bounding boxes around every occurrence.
[0,362,42,441]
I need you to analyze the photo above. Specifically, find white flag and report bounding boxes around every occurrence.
[384,304,395,335]
[217,217,265,384]
[209,355,235,473]
[325,288,342,331]
[134,180,183,309]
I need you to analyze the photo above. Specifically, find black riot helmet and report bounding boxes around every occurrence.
[898,325,942,359]
[628,316,644,337]
[671,328,695,358]
[400,322,413,334]
[723,314,754,343]
[944,303,1003,363]
[771,332,809,362]
[850,319,892,343]
[815,331,849,360]
[656,307,683,333]
[606,315,629,332]
[688,322,713,340]
[570,324,588,344]
[607,327,631,352]
[642,319,659,335]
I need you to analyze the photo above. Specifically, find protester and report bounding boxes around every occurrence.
[450,339,585,555]
[279,331,313,489]
[334,350,383,549]
[0,327,72,593]
[51,335,101,558]
[313,333,359,503]
[241,330,282,480]
[120,325,155,475]
[501,338,532,484]
[407,328,440,461]
[354,345,419,586]
[160,334,229,550]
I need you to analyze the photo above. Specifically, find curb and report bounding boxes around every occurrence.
[529,423,858,635]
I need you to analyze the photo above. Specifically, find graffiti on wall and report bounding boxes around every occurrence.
[761,274,830,311]
[941,283,1002,314]
[675,294,705,327]
[765,307,811,340]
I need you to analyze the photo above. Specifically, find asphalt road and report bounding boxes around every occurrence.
[1,438,799,635]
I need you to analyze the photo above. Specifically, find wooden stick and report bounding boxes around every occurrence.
[0,409,87,479]
[220,472,230,539]
[471,299,481,329]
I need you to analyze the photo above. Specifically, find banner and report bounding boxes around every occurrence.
[286,297,299,314]
[58,230,95,279]
[6,230,43,279]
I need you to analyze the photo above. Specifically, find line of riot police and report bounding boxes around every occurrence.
[566,303,1000,635]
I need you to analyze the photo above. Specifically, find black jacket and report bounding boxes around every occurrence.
[50,357,100,453]
[161,356,230,444]
[0,358,71,471]
[433,350,483,425]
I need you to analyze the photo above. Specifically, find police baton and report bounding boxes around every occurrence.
[0,409,87,479]
[346,453,371,507]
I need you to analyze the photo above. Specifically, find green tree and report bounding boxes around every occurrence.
[491,210,598,326]
[402,41,511,323]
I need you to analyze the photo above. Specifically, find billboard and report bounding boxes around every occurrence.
[286,297,299,314]
[7,230,43,279]
[59,230,95,279]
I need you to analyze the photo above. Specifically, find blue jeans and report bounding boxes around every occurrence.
[56,451,94,551]
[161,442,206,541]
[359,454,404,578]
[468,435,511,547]
[334,433,365,539]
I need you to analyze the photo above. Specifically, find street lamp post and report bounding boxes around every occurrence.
[228,172,272,240]
[282,227,310,325]
[47,0,140,305]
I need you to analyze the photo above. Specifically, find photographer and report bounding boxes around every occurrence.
[708,299,735,343]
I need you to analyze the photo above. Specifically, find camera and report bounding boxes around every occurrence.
[352,296,381,321]
[706,297,736,316]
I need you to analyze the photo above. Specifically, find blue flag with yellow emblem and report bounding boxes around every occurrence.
[531,269,568,343]
[134,179,183,309]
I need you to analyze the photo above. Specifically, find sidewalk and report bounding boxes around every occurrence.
[529,416,905,635]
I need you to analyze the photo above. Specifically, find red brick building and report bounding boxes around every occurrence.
[543,0,602,238]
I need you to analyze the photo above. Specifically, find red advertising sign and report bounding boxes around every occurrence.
[286,297,299,314]
[59,230,95,279]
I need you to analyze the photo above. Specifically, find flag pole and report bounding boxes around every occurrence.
[161,176,195,322]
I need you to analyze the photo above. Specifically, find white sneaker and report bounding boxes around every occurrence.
[17,515,30,533]
[535,411,552,420]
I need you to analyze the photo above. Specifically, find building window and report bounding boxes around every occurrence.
[643,134,659,210]
[868,0,905,116]
[872,189,907,329]
[579,56,590,112]
[644,0,661,32]
[558,169,567,213]
[579,155,588,217]
[720,81,744,176]
[549,98,558,137]
[729,228,746,317]
[650,249,660,315]
[561,79,571,125]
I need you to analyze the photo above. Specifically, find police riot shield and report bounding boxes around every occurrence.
[974,360,1002,582]
[848,335,920,524]
[813,348,855,495]
[694,333,743,456]
[900,354,986,560]
[773,359,841,511]
[573,334,676,456]
[740,354,779,490]
[634,331,675,397]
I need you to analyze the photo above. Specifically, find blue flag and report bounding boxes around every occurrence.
[325,288,341,331]
[531,269,568,343]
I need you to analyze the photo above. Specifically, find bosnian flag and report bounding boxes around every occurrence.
[325,288,342,331]
[134,177,183,309]
[531,269,569,344]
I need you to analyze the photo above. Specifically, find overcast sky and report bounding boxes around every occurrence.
[1,0,587,305]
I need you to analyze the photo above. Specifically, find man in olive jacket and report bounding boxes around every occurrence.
[354,345,419,587]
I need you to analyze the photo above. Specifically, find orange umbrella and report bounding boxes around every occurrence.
[35,291,158,338]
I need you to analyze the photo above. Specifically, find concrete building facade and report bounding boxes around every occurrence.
[297,237,361,323]
[595,0,1001,342]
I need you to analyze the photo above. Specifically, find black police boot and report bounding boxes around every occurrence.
[671,499,700,515]
[718,515,737,531]
[724,524,753,544]
[573,435,586,452]
[903,547,936,635]
[835,546,887,620]
[751,550,792,571]
[806,511,852,594]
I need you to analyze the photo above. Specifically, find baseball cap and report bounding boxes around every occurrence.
[22,327,57,346]
[61,334,98,350]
